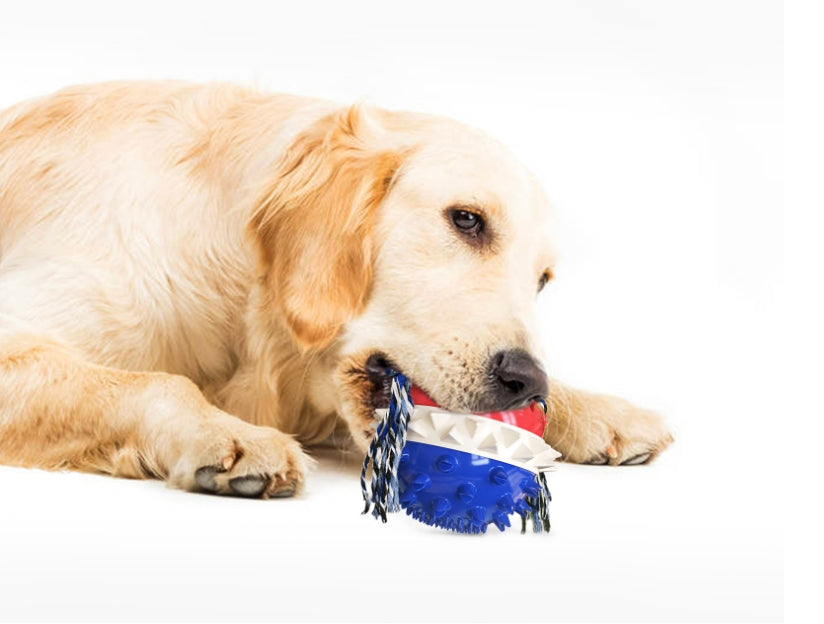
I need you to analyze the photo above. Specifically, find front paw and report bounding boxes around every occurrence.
[167,412,309,498]
[545,394,674,466]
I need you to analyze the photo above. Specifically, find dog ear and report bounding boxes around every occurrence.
[250,105,405,349]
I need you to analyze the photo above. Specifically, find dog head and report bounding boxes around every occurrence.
[251,104,557,448]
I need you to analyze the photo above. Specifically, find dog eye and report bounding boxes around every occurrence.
[450,209,484,236]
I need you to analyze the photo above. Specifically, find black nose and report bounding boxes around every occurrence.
[488,349,549,410]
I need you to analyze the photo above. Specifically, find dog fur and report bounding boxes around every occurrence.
[0,82,672,497]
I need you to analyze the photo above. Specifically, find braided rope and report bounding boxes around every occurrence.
[521,471,552,533]
[360,372,413,522]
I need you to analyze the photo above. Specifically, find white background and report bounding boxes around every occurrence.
[0,1,785,622]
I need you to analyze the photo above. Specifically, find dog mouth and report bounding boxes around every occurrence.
[363,353,403,409]
[362,352,545,413]
[359,352,549,440]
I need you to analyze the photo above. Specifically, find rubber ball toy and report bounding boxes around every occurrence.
[360,372,559,534]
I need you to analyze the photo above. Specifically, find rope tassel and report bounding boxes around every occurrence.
[522,471,552,533]
[360,371,413,522]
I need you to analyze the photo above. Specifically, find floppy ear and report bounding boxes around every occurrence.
[250,105,405,349]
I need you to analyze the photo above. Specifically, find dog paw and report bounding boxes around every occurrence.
[545,393,674,466]
[167,414,309,498]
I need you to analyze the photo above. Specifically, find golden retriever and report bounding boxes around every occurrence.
[0,82,672,497]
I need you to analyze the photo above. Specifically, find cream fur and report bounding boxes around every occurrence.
[0,82,672,496]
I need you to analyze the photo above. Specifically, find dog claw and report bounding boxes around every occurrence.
[269,481,297,498]
[622,452,652,465]
[583,453,610,465]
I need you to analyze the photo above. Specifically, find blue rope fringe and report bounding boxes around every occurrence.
[360,371,413,522]
[522,471,552,533]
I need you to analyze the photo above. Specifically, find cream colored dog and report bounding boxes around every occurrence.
[0,82,672,497]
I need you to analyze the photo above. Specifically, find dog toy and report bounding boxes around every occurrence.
[360,372,559,534]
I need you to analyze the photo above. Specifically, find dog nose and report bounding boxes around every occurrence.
[488,349,549,410]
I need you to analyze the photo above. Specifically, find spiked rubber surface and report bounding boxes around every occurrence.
[397,440,543,534]
[403,407,560,473]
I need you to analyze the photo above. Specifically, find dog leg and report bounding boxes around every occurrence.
[543,381,674,465]
[0,329,307,497]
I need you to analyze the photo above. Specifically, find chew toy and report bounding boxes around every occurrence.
[360,372,559,534]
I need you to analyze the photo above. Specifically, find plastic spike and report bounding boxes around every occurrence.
[456,482,477,503]
[497,494,515,513]
[498,426,520,448]
[431,497,452,519]
[468,506,487,523]
[406,416,431,438]
[411,473,432,492]
[429,411,453,435]
[489,466,509,486]
[435,454,458,473]
[520,477,541,497]
[443,422,467,446]
[478,433,499,454]
[532,447,562,468]
[525,435,550,453]
[511,443,534,462]
[493,511,511,532]
[399,490,417,506]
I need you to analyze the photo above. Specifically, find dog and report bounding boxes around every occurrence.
[0,81,672,498]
